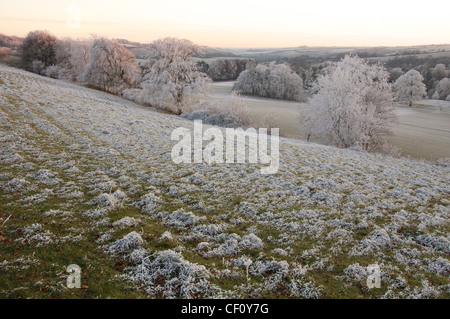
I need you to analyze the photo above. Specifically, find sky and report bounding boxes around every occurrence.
[1,0,449,48]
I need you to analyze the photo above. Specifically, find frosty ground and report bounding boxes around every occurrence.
[0,65,449,299]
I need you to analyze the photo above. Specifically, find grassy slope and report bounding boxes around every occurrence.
[0,65,449,299]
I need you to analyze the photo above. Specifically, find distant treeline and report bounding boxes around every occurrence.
[199,58,257,81]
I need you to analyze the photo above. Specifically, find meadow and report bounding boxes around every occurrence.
[1,65,448,299]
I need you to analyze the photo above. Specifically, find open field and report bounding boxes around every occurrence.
[211,82,450,161]
[0,65,449,299]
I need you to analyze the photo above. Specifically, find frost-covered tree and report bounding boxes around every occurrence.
[394,69,427,106]
[141,38,211,114]
[206,59,255,81]
[436,78,450,100]
[0,47,12,57]
[54,39,91,82]
[81,38,140,95]
[20,30,57,72]
[233,63,304,101]
[432,64,447,82]
[389,67,404,83]
[301,55,396,151]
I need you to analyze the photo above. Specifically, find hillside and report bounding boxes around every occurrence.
[0,65,449,299]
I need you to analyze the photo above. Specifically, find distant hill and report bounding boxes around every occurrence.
[0,33,23,51]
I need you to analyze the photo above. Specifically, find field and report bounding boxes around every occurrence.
[211,82,450,161]
[0,65,449,299]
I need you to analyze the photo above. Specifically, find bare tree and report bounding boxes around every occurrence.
[394,69,427,106]
[233,63,304,101]
[20,30,57,72]
[141,37,211,114]
[301,55,396,152]
[81,38,140,95]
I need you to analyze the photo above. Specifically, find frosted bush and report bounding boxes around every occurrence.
[129,249,213,298]
[82,208,108,219]
[106,231,144,255]
[362,229,392,250]
[160,231,174,241]
[196,242,209,251]
[96,230,114,244]
[134,192,161,213]
[416,234,450,254]
[424,257,450,275]
[343,263,367,282]
[16,224,54,247]
[287,279,322,299]
[250,259,289,277]
[192,224,228,237]
[325,228,353,244]
[87,193,122,210]
[163,209,201,228]
[271,248,289,256]
[1,178,30,192]
[240,234,264,250]
[231,256,253,268]
[112,217,140,229]
[182,92,250,128]
[203,234,241,258]
[26,169,62,186]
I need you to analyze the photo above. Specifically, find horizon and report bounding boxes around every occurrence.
[1,0,450,48]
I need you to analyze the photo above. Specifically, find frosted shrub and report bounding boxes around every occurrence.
[107,231,144,255]
[344,263,368,282]
[250,259,289,277]
[287,280,322,299]
[1,178,30,193]
[130,249,212,298]
[362,229,392,250]
[27,169,62,186]
[416,234,450,254]
[182,92,250,128]
[87,193,122,210]
[112,217,140,229]
[163,209,201,228]
[82,208,108,219]
[424,257,450,275]
[16,224,54,247]
[160,231,174,241]
[240,234,264,250]
[192,223,228,237]
[134,193,161,213]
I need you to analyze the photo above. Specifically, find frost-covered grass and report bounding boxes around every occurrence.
[0,65,449,299]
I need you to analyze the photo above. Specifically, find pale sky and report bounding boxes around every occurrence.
[1,0,449,48]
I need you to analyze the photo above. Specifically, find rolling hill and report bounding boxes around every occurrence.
[0,65,448,299]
